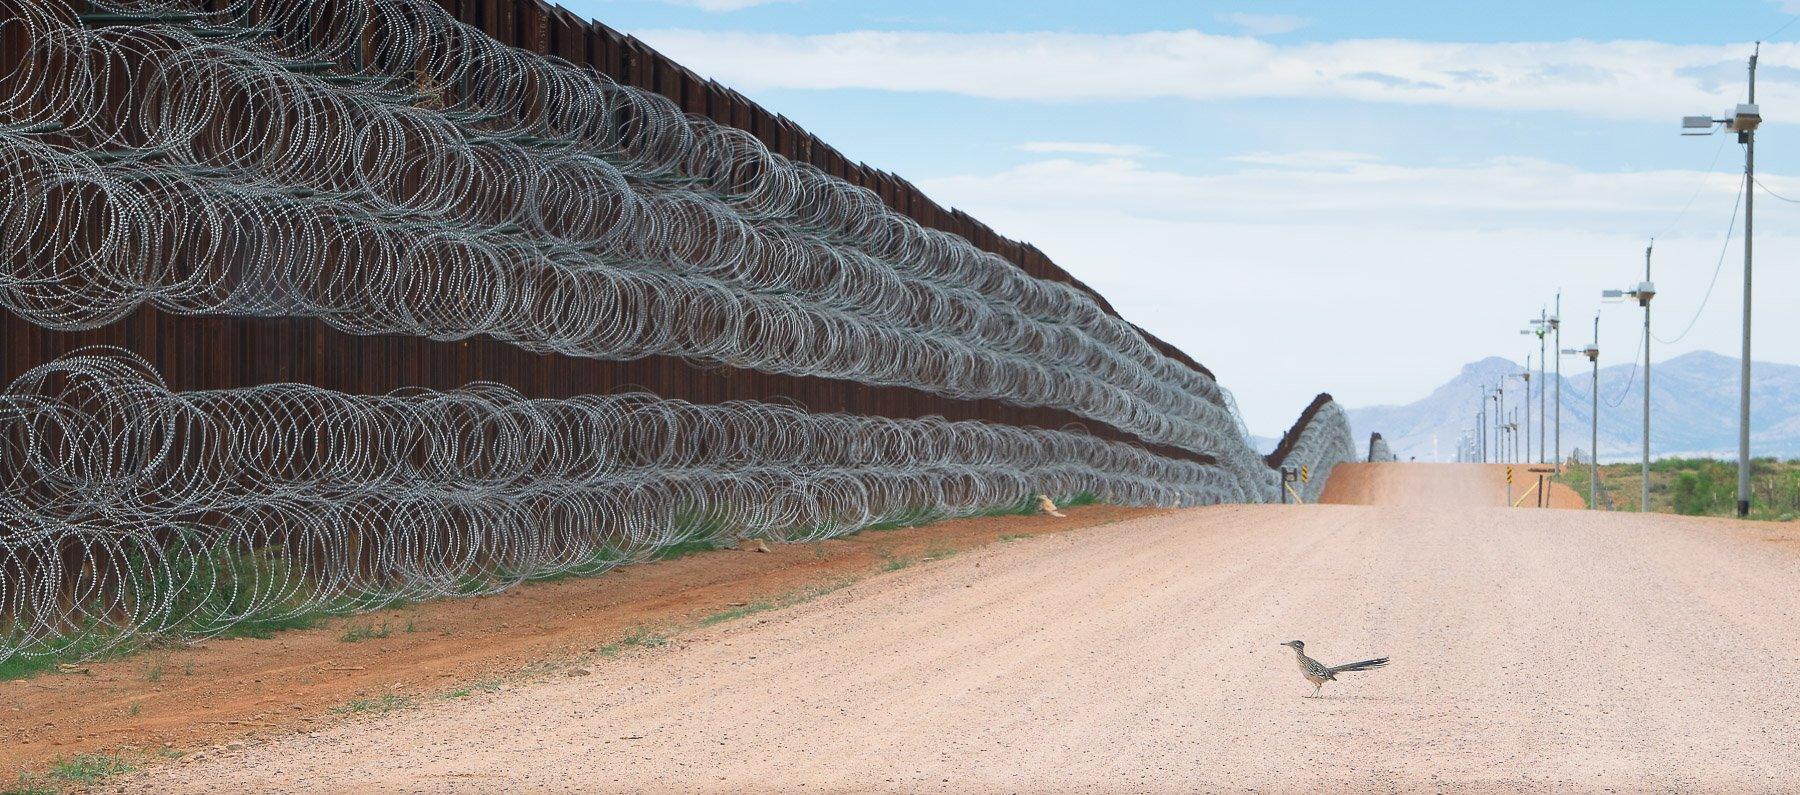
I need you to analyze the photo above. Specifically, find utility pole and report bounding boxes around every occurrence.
[1682,47,1761,518]
[1553,292,1562,467]
[1604,251,1655,512]
[1588,314,1599,509]
[1738,46,1758,518]
[1522,313,1551,464]
[1511,408,1520,463]
[1641,244,1652,512]
[1495,387,1505,463]
[1522,356,1532,465]
[1477,386,1488,463]
[1538,310,1547,463]
[1561,312,1597,508]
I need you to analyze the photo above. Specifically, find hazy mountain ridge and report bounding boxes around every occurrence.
[1347,351,1800,462]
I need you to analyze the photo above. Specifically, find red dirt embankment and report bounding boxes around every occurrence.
[1320,462,1584,508]
[1,504,1164,778]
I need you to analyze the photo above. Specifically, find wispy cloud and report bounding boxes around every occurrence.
[1019,141,1156,158]
[925,152,1749,226]
[1215,12,1310,36]
[632,28,1780,120]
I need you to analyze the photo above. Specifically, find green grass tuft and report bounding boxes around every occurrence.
[339,620,392,643]
[331,694,417,715]
[1061,491,1101,508]
[50,753,135,784]
[0,655,61,682]
[651,539,717,561]
[700,600,775,626]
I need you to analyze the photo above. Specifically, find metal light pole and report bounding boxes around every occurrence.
[1562,313,1600,509]
[1477,386,1488,463]
[1522,356,1533,464]
[1537,313,1547,463]
[1552,293,1562,467]
[1639,247,1652,513]
[1588,317,1600,509]
[1604,247,1656,512]
[1510,408,1520,463]
[1495,387,1505,463]
[1682,47,1761,518]
[1521,313,1551,464]
[1741,48,1757,518]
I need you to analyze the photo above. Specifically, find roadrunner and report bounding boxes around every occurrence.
[1280,640,1388,698]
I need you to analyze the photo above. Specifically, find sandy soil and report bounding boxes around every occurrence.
[2,504,1162,779]
[109,465,1800,793]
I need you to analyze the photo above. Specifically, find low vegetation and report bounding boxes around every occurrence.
[698,578,859,627]
[339,620,393,644]
[1,752,144,792]
[1557,457,1800,520]
[331,694,417,715]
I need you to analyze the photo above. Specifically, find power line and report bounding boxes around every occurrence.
[1605,330,1643,410]
[1650,132,1733,240]
[1651,172,1745,345]
[1766,13,1800,41]
[1753,175,1800,203]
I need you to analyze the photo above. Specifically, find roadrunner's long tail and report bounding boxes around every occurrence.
[1328,657,1389,674]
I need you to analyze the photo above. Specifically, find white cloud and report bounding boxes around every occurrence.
[927,152,1746,223]
[652,0,795,11]
[1224,150,1381,169]
[915,153,1799,434]
[1215,12,1311,36]
[1019,141,1156,158]
[632,28,1781,119]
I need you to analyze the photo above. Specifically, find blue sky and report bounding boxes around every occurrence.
[565,0,1800,436]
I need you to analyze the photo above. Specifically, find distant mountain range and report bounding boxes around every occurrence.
[1345,351,1800,463]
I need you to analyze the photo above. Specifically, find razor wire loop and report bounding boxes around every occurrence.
[0,348,1255,660]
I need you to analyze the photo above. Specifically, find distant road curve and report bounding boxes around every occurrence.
[1321,462,1584,508]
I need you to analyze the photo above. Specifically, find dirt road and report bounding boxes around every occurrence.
[1321,462,1584,507]
[114,466,1800,792]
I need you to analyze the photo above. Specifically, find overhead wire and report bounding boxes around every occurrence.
[1651,172,1745,345]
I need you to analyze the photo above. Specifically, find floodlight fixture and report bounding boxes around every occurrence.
[1682,115,1719,135]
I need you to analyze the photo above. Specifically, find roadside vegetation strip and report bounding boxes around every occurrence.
[1558,457,1800,519]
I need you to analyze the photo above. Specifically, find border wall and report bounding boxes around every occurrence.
[0,0,1356,660]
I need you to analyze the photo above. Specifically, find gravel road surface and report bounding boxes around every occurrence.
[115,466,1800,793]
